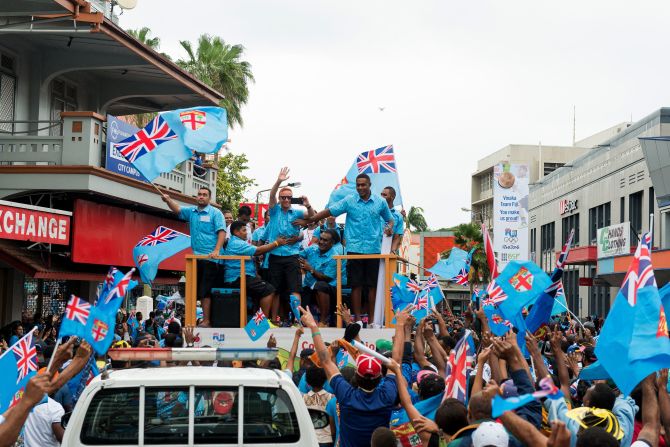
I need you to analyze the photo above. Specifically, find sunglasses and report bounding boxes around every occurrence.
[279,196,293,200]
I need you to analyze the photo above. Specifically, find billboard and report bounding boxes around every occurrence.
[0,200,71,245]
[493,163,529,271]
[105,115,147,182]
[597,222,630,258]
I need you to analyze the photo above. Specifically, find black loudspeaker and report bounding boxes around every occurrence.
[211,288,241,328]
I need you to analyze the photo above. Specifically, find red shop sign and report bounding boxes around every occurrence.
[0,200,71,245]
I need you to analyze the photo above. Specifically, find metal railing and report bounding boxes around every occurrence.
[0,120,62,136]
[183,253,400,328]
[0,135,63,165]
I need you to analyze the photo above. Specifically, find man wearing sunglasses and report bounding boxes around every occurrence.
[265,167,315,320]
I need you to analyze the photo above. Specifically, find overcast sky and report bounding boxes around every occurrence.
[121,1,670,228]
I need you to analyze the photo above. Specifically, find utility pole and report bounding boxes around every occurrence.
[572,105,576,146]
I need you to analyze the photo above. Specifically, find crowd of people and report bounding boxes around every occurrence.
[161,166,405,328]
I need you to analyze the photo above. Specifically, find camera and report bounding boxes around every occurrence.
[290,197,304,205]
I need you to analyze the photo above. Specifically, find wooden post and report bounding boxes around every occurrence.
[239,260,247,328]
[336,258,343,328]
[185,256,197,326]
[385,255,397,328]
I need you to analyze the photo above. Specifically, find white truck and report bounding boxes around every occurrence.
[61,364,326,446]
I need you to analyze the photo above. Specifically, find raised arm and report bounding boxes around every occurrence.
[637,374,660,447]
[413,320,431,368]
[254,237,288,256]
[268,167,290,209]
[423,324,447,377]
[525,332,550,381]
[470,347,491,396]
[300,306,340,378]
[550,328,572,398]
[0,374,52,447]
[658,369,670,446]
[286,327,303,373]
[49,341,93,393]
[161,193,182,215]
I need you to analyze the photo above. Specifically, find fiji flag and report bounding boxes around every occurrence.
[391,274,421,312]
[245,310,270,342]
[427,247,469,281]
[162,106,228,155]
[483,305,514,337]
[59,295,92,339]
[327,145,402,208]
[133,226,191,284]
[97,268,137,312]
[525,229,574,334]
[115,115,191,181]
[596,232,670,395]
[0,328,40,413]
[445,330,475,404]
[411,275,444,323]
[496,261,551,321]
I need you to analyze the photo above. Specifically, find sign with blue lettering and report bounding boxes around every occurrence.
[105,115,148,182]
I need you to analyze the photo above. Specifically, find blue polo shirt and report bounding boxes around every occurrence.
[265,204,304,256]
[386,208,404,236]
[178,205,225,255]
[301,245,338,287]
[222,235,257,282]
[329,194,392,254]
[251,225,267,243]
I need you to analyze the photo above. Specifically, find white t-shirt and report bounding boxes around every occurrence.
[23,397,64,447]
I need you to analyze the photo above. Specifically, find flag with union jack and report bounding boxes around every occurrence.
[59,295,92,339]
[116,115,178,163]
[328,144,403,208]
[244,309,270,341]
[101,268,136,306]
[133,226,191,284]
[454,267,469,286]
[444,330,474,404]
[496,261,552,321]
[621,232,655,306]
[0,328,40,413]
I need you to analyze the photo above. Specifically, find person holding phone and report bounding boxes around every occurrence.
[265,167,315,320]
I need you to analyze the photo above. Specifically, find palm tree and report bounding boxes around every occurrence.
[127,27,161,50]
[441,222,490,292]
[177,35,254,128]
[406,206,428,232]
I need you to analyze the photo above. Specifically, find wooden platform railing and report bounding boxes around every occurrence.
[184,253,400,328]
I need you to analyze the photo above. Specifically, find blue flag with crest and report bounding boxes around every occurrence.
[245,309,270,341]
[496,261,552,321]
[595,232,670,395]
[427,247,470,281]
[0,329,41,414]
[162,106,228,155]
[133,226,191,284]
[327,145,402,208]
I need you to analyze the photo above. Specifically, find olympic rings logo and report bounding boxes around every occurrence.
[504,237,518,243]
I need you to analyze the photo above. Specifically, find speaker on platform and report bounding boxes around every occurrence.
[211,288,241,328]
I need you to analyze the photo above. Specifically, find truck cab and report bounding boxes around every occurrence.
[61,366,323,446]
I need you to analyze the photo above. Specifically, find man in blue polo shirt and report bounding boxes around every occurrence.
[300,229,339,327]
[265,167,315,320]
[162,187,224,327]
[224,221,287,317]
[294,173,393,322]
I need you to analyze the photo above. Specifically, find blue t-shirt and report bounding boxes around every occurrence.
[178,205,225,255]
[325,397,340,445]
[265,204,304,256]
[251,225,267,243]
[223,235,257,282]
[386,208,405,236]
[330,373,398,447]
[301,245,338,287]
[329,194,392,254]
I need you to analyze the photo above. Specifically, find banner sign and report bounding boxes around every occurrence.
[597,222,630,258]
[493,163,529,271]
[105,115,147,182]
[0,200,71,245]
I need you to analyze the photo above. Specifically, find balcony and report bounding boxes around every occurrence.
[0,113,218,207]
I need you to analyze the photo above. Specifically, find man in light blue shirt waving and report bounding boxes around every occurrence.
[162,187,224,327]
[294,173,393,322]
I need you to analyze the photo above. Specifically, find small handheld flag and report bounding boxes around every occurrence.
[0,328,40,413]
[244,310,270,342]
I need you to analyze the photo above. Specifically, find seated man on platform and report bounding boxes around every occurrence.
[299,229,340,327]
[223,221,288,318]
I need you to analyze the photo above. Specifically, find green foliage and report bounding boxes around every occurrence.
[176,35,254,128]
[406,206,429,232]
[127,27,161,50]
[216,152,256,212]
[440,222,490,290]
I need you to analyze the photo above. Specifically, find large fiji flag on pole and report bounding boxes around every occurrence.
[596,231,670,396]
[0,328,40,413]
[525,229,574,334]
[162,106,228,155]
[133,226,191,284]
[115,115,190,181]
[327,145,403,208]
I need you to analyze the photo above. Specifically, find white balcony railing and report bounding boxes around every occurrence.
[0,136,63,165]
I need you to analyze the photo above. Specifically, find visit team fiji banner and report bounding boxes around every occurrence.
[493,163,529,271]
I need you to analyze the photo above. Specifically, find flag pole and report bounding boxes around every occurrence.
[552,299,586,331]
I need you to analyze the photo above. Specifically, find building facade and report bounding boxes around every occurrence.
[0,0,225,325]
[529,109,670,318]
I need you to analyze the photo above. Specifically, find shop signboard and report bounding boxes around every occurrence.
[597,222,630,258]
[492,163,529,270]
[105,115,147,182]
[0,200,71,245]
